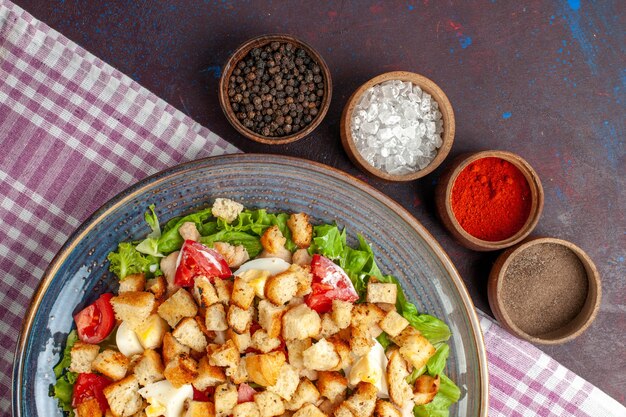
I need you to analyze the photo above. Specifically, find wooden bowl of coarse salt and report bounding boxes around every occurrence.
[340,71,455,181]
[488,237,601,344]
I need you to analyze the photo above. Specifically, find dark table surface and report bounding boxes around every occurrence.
[15,0,625,404]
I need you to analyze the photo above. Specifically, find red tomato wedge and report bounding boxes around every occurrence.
[305,254,359,313]
[193,386,215,402]
[74,293,115,344]
[174,240,232,287]
[72,373,111,412]
[237,383,257,403]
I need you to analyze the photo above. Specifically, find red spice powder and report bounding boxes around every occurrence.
[451,157,532,241]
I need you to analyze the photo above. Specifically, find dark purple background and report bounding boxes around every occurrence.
[15,0,625,403]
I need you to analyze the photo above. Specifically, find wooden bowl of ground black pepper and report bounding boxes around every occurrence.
[219,34,332,145]
[488,237,601,344]
[435,150,544,251]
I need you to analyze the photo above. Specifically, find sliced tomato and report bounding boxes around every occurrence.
[237,383,257,403]
[74,293,115,344]
[193,386,215,402]
[174,240,232,287]
[72,373,111,412]
[305,254,359,313]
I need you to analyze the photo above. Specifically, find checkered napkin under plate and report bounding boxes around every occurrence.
[0,1,624,416]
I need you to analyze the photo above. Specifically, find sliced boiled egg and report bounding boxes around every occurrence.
[236,269,271,298]
[135,314,169,350]
[116,321,144,357]
[233,257,291,276]
[138,380,193,417]
[347,339,389,398]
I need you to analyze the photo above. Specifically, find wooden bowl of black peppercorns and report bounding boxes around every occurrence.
[219,34,332,145]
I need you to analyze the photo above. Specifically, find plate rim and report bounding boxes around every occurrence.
[12,153,489,416]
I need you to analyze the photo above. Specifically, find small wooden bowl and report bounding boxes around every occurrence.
[219,34,332,145]
[435,150,544,251]
[340,71,455,181]
[488,237,601,344]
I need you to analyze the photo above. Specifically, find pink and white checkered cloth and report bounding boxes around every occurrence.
[0,1,623,416]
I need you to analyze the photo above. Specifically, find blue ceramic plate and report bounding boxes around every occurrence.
[12,154,488,416]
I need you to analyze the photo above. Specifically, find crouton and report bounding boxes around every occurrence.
[317,400,337,415]
[160,251,180,291]
[344,382,377,416]
[330,300,353,330]
[134,314,169,350]
[258,300,286,338]
[302,339,339,371]
[350,304,385,328]
[212,198,244,223]
[395,329,436,371]
[233,401,261,417]
[145,276,166,300]
[288,264,313,297]
[349,325,375,357]
[193,356,227,390]
[184,401,216,417]
[251,329,282,353]
[76,397,102,417]
[157,289,197,328]
[292,249,313,267]
[333,403,355,417]
[282,304,321,340]
[205,303,228,332]
[316,372,348,403]
[389,325,419,346]
[208,340,240,369]
[163,354,198,388]
[285,338,312,369]
[119,273,146,293]
[179,221,201,241]
[366,282,397,305]
[92,350,130,381]
[293,404,327,417]
[376,303,396,312]
[319,314,340,339]
[193,276,220,308]
[268,363,300,401]
[246,351,286,387]
[327,337,352,371]
[227,304,254,334]
[287,213,313,249]
[173,317,208,352]
[379,310,409,338]
[110,291,155,330]
[227,328,252,353]
[255,390,285,417]
[230,356,250,384]
[260,225,287,254]
[288,296,305,307]
[265,269,299,305]
[214,278,233,304]
[215,383,239,417]
[162,332,190,363]
[386,349,413,408]
[103,375,143,417]
[69,341,100,373]
[285,379,321,410]
[374,400,401,417]
[231,276,256,309]
[133,349,164,386]
[214,241,250,268]
[299,368,319,381]
[413,374,440,406]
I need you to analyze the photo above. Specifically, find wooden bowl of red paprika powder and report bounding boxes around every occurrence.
[435,150,544,251]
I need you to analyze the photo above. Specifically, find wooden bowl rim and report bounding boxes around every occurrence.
[218,34,332,145]
[340,71,455,181]
[441,150,544,250]
[488,236,602,344]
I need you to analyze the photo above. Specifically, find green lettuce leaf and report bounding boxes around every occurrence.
[136,204,163,257]
[107,242,156,280]
[157,207,214,254]
[413,374,461,417]
[407,365,427,385]
[50,330,79,416]
[406,314,452,345]
[376,332,393,350]
[200,231,263,258]
[309,224,346,260]
[427,343,450,376]
[219,209,297,251]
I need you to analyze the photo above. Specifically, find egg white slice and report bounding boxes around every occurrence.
[116,321,144,357]
[233,257,291,276]
[138,380,193,417]
[346,339,389,398]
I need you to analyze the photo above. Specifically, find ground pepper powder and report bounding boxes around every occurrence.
[451,157,531,241]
